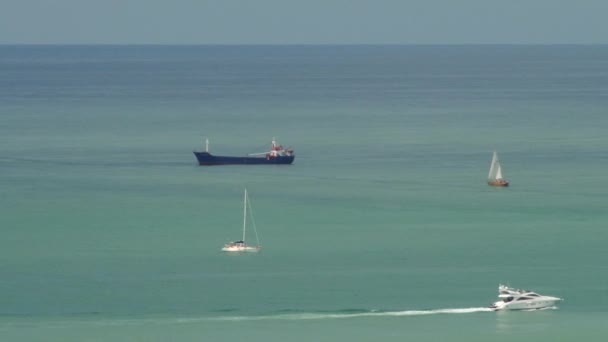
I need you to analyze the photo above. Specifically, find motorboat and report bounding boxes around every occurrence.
[489,285,562,310]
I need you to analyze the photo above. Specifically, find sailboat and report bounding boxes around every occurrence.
[487,151,510,187]
[221,189,261,252]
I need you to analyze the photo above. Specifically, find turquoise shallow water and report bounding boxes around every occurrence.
[1,45,608,340]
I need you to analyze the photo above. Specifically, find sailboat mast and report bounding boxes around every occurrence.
[242,189,247,242]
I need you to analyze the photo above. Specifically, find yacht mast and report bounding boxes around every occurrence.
[242,189,247,242]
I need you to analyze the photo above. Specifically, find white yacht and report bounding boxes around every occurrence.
[489,285,562,310]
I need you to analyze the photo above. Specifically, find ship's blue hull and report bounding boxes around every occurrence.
[194,152,295,165]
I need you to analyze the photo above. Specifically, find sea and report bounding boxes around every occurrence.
[1,45,607,341]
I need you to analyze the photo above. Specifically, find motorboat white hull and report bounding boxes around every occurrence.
[491,297,561,311]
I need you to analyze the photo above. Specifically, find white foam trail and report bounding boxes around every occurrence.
[5,308,494,328]
[13,306,564,328]
[207,307,493,322]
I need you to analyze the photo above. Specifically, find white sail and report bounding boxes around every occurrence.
[495,163,503,180]
[488,151,498,180]
[488,151,504,180]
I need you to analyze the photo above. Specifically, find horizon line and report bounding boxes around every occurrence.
[1,43,607,47]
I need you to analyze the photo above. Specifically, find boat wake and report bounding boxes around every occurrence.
[203,307,493,322]
[2,308,495,328]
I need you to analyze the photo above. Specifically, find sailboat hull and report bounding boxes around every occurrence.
[221,245,261,252]
[487,180,509,187]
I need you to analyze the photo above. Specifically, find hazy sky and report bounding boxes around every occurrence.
[1,0,607,44]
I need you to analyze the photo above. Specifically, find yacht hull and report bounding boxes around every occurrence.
[491,298,561,311]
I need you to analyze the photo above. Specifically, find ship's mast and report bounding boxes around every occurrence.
[205,138,209,152]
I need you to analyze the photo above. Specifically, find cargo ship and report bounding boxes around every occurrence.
[194,138,295,165]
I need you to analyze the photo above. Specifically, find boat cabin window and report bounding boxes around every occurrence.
[516,297,532,301]
[528,293,540,297]
[504,296,514,302]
